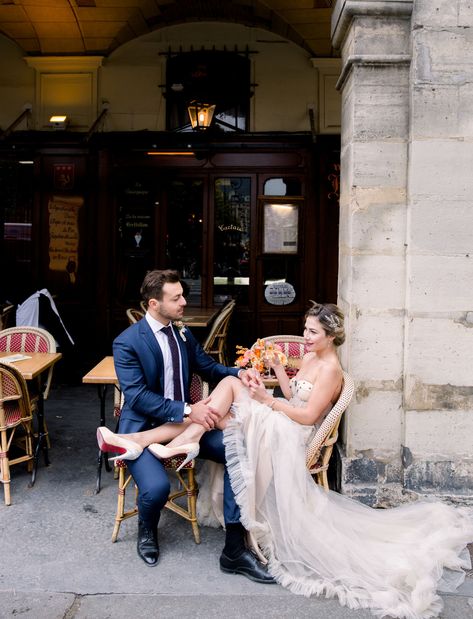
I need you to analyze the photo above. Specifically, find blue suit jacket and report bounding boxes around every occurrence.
[113,318,239,433]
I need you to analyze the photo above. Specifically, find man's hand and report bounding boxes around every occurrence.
[187,396,220,430]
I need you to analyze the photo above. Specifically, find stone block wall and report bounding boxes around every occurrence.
[332,0,473,505]
[405,0,473,500]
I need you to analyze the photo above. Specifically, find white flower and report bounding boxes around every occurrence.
[174,321,187,341]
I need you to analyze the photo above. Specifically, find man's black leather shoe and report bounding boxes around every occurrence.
[220,549,276,584]
[137,520,159,567]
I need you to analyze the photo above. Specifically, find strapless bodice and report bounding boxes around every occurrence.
[289,377,313,403]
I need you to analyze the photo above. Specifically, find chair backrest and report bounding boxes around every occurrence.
[139,300,147,313]
[0,326,57,399]
[262,334,306,375]
[306,371,355,470]
[0,360,33,430]
[189,374,209,403]
[202,300,236,365]
[0,326,56,353]
[126,308,144,325]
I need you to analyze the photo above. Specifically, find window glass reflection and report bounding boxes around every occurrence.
[166,179,204,305]
[213,177,250,304]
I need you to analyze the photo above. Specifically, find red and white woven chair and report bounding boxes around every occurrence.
[0,326,57,449]
[0,326,57,399]
[0,361,34,505]
[306,372,355,490]
[261,334,306,377]
[111,374,209,544]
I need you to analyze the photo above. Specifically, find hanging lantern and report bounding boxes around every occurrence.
[187,100,216,130]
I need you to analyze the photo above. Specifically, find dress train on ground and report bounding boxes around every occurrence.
[222,390,473,619]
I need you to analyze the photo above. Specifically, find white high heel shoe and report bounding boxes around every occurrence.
[148,442,200,472]
[96,427,143,462]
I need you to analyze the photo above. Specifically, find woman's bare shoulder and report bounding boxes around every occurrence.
[318,359,343,384]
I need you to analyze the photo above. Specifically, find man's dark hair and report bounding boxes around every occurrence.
[140,269,180,305]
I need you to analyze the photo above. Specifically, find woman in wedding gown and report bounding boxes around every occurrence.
[98,302,473,619]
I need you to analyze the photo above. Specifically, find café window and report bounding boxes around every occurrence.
[0,160,34,299]
[116,175,155,299]
[166,178,204,305]
[213,177,251,304]
[166,51,251,132]
[259,196,303,307]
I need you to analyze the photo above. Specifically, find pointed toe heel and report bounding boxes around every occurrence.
[96,426,143,461]
[148,442,200,470]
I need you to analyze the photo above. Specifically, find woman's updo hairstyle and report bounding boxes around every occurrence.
[305,301,345,347]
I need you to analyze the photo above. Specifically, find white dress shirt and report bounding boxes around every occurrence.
[145,312,184,400]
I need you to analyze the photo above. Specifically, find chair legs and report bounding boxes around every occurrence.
[0,425,34,506]
[314,468,329,491]
[112,462,200,544]
[0,448,12,506]
[165,468,200,544]
[112,464,138,542]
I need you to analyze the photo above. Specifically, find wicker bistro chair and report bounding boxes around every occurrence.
[0,326,57,449]
[262,334,306,377]
[0,326,57,399]
[126,308,144,325]
[202,300,236,365]
[111,374,209,544]
[306,372,355,490]
[0,361,35,505]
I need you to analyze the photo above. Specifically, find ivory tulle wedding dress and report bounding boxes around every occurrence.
[217,378,473,619]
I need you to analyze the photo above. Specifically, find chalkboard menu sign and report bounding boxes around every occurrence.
[48,195,83,284]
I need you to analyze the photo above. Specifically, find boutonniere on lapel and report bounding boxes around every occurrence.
[173,321,187,342]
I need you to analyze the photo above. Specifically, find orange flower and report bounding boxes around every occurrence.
[235,339,287,374]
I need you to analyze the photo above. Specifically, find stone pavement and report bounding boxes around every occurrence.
[0,384,472,619]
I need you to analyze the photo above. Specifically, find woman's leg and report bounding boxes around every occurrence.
[164,375,244,448]
[115,375,244,449]
[117,420,191,448]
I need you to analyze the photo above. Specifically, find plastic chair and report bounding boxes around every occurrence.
[202,300,236,365]
[0,361,34,505]
[111,374,209,544]
[306,372,355,490]
[126,308,144,325]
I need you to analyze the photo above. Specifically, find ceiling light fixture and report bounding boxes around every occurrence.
[49,115,69,129]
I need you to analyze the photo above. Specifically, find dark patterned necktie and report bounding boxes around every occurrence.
[162,325,183,400]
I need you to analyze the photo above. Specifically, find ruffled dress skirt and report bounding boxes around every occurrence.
[222,392,473,619]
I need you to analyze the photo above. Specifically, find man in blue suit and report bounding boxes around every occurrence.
[113,269,274,583]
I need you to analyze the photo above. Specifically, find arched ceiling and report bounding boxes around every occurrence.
[0,0,335,57]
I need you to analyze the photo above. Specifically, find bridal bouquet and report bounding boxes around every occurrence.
[235,338,287,375]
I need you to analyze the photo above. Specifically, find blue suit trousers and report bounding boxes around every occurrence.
[126,428,240,528]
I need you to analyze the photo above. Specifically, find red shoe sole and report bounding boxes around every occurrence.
[96,429,126,454]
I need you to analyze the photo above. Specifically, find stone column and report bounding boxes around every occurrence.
[332,0,414,505]
[332,0,473,505]
[403,1,473,499]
